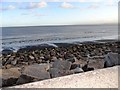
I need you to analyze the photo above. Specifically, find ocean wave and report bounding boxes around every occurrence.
[1,35,118,53]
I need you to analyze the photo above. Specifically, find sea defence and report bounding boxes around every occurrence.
[8,66,119,88]
[1,41,119,88]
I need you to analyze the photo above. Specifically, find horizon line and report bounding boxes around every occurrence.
[1,23,118,28]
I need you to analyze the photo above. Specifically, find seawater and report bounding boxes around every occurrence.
[2,25,118,51]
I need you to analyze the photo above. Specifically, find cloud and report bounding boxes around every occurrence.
[88,4,99,9]
[38,1,47,8]
[60,2,76,9]
[104,0,118,6]
[29,2,36,9]
[8,5,16,9]
[0,0,3,2]
[20,1,47,9]
[43,0,104,2]
[21,13,30,15]
[0,5,16,11]
[1,0,119,3]
[35,13,47,16]
[21,11,47,17]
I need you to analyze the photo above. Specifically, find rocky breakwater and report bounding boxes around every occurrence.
[0,41,119,87]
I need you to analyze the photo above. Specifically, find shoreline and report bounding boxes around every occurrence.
[2,38,119,54]
[1,39,119,87]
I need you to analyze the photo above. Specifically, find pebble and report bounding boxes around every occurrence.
[51,56,57,61]
[11,59,17,66]
[5,64,12,69]
[66,57,77,63]
[29,55,35,60]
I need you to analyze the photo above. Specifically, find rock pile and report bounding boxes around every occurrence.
[0,41,119,87]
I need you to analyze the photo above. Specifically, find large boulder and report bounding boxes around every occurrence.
[16,64,50,85]
[82,61,94,72]
[104,53,120,68]
[2,49,13,55]
[52,60,72,70]
[22,66,50,79]
[1,68,21,87]
[88,59,104,69]
[50,60,73,78]
[49,68,73,78]
[49,68,62,78]
[16,75,37,85]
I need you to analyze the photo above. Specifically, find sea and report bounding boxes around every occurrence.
[1,25,118,52]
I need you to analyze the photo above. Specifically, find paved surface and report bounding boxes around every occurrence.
[9,66,119,88]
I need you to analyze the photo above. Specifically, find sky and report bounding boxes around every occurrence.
[0,0,119,27]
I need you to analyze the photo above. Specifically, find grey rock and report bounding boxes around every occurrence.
[0,77,2,87]
[70,64,80,70]
[70,64,78,70]
[19,62,28,65]
[40,56,45,59]
[16,75,36,85]
[2,78,18,87]
[36,59,42,64]
[2,49,13,55]
[29,55,35,60]
[25,64,50,71]
[105,49,111,54]
[72,67,84,74]
[51,56,57,61]
[82,61,94,72]
[2,58,7,66]
[4,60,11,65]
[0,60,2,69]
[66,57,77,63]
[49,68,61,78]
[52,60,72,70]
[49,68,73,78]
[104,53,120,67]
[20,64,50,83]
[11,59,17,66]
[88,59,104,69]
[58,58,63,61]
